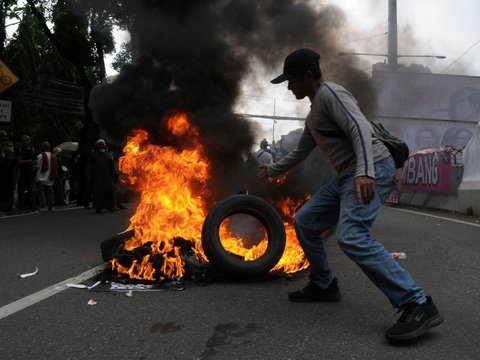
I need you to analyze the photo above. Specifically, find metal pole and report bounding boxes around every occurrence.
[388,0,398,68]
[272,98,276,143]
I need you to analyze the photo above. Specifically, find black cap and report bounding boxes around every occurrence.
[271,49,320,84]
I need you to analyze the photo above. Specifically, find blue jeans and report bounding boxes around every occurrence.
[294,156,425,307]
[37,182,54,208]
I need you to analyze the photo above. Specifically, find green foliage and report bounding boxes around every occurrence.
[111,42,132,72]
[1,0,135,146]
[3,7,84,146]
[52,0,94,66]
[5,2,27,21]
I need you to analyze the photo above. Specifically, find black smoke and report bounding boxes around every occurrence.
[90,0,374,205]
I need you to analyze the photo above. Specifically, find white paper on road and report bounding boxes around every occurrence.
[66,281,183,293]
[65,280,101,290]
[66,283,88,289]
[108,281,183,292]
[88,281,101,290]
[110,282,154,291]
[87,299,97,305]
[17,267,39,278]
[1,264,106,321]
[390,252,407,260]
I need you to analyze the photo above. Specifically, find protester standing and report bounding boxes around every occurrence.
[88,139,116,214]
[258,49,443,341]
[52,147,67,205]
[0,130,16,213]
[35,141,57,212]
[254,138,274,165]
[16,135,37,212]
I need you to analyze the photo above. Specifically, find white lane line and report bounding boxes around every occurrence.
[387,207,480,228]
[0,264,106,320]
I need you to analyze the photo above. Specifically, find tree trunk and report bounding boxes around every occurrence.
[91,30,106,81]
[0,1,7,59]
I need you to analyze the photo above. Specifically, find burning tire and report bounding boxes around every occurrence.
[201,194,286,279]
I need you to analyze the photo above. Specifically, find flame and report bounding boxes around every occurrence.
[112,113,310,281]
[272,197,310,273]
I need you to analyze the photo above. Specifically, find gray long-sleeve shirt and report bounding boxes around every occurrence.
[268,81,391,178]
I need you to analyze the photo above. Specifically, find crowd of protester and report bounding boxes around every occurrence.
[0,131,127,216]
[0,131,290,217]
[251,138,287,165]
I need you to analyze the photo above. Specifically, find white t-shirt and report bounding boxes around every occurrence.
[36,151,54,186]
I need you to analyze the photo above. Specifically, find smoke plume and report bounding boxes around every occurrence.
[90,0,374,203]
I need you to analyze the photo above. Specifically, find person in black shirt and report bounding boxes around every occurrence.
[16,135,37,211]
[88,139,117,214]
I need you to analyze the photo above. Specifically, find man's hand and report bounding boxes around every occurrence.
[256,165,269,179]
[354,176,375,204]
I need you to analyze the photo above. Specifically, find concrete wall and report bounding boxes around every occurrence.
[398,166,480,215]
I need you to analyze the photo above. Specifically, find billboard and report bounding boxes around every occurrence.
[376,117,475,159]
[373,70,480,159]
[373,70,480,123]
[462,125,480,181]
[402,147,453,193]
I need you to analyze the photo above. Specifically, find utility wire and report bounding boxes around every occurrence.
[10,68,84,89]
[241,93,309,104]
[3,66,86,115]
[440,39,480,74]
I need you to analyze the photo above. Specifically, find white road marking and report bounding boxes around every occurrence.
[1,206,477,321]
[0,264,106,320]
[387,207,480,228]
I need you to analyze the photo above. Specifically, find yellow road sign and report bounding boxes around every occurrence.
[0,60,19,94]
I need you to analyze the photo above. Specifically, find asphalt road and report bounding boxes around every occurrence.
[1,203,479,360]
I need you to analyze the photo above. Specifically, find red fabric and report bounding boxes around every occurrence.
[41,152,49,172]
[49,154,58,180]
[40,152,58,180]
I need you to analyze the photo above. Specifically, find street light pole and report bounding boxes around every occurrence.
[338,0,446,67]
[272,98,276,144]
[388,0,398,67]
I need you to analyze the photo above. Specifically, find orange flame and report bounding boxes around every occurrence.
[112,113,309,281]
[272,197,310,273]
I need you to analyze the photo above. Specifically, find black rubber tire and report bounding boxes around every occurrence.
[201,194,286,279]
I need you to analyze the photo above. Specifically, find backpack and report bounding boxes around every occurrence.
[370,122,410,169]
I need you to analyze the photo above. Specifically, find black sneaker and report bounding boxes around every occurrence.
[288,278,341,302]
[385,296,444,341]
